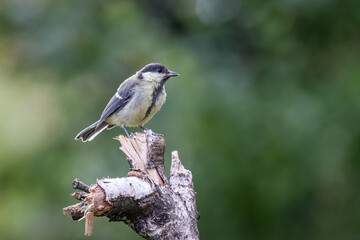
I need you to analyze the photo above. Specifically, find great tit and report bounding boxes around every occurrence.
[75,63,179,142]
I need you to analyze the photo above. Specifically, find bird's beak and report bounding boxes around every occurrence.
[168,71,180,77]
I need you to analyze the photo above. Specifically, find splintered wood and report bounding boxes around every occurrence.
[117,132,164,186]
[63,130,199,239]
[85,212,94,236]
[118,134,147,171]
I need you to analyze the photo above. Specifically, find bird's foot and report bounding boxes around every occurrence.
[140,126,148,131]
[122,126,131,138]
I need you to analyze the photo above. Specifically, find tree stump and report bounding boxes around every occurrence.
[63,130,199,240]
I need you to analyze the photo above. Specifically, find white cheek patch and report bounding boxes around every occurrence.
[115,92,123,99]
[142,72,162,82]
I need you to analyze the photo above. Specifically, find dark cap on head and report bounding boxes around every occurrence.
[140,63,168,74]
[137,63,179,80]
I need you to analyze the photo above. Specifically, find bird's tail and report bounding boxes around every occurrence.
[75,121,109,142]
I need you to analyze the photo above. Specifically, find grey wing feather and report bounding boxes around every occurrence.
[96,79,138,129]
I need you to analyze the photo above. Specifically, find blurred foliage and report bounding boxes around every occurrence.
[1,0,360,239]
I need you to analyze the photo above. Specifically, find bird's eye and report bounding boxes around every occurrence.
[157,68,163,73]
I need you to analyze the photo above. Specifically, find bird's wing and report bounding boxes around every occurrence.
[96,79,138,129]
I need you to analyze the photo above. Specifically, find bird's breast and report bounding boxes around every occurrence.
[142,85,166,122]
[108,84,166,127]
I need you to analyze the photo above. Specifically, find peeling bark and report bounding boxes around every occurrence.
[63,130,199,240]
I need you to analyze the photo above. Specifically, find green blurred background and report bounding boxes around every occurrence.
[1,0,360,239]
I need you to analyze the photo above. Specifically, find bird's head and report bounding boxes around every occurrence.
[137,63,179,83]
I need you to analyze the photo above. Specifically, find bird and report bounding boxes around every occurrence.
[75,63,179,142]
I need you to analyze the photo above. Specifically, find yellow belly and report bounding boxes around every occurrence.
[107,86,166,127]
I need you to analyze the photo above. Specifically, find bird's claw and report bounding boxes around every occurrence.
[140,126,148,131]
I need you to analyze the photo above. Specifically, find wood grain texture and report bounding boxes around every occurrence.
[63,130,199,239]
